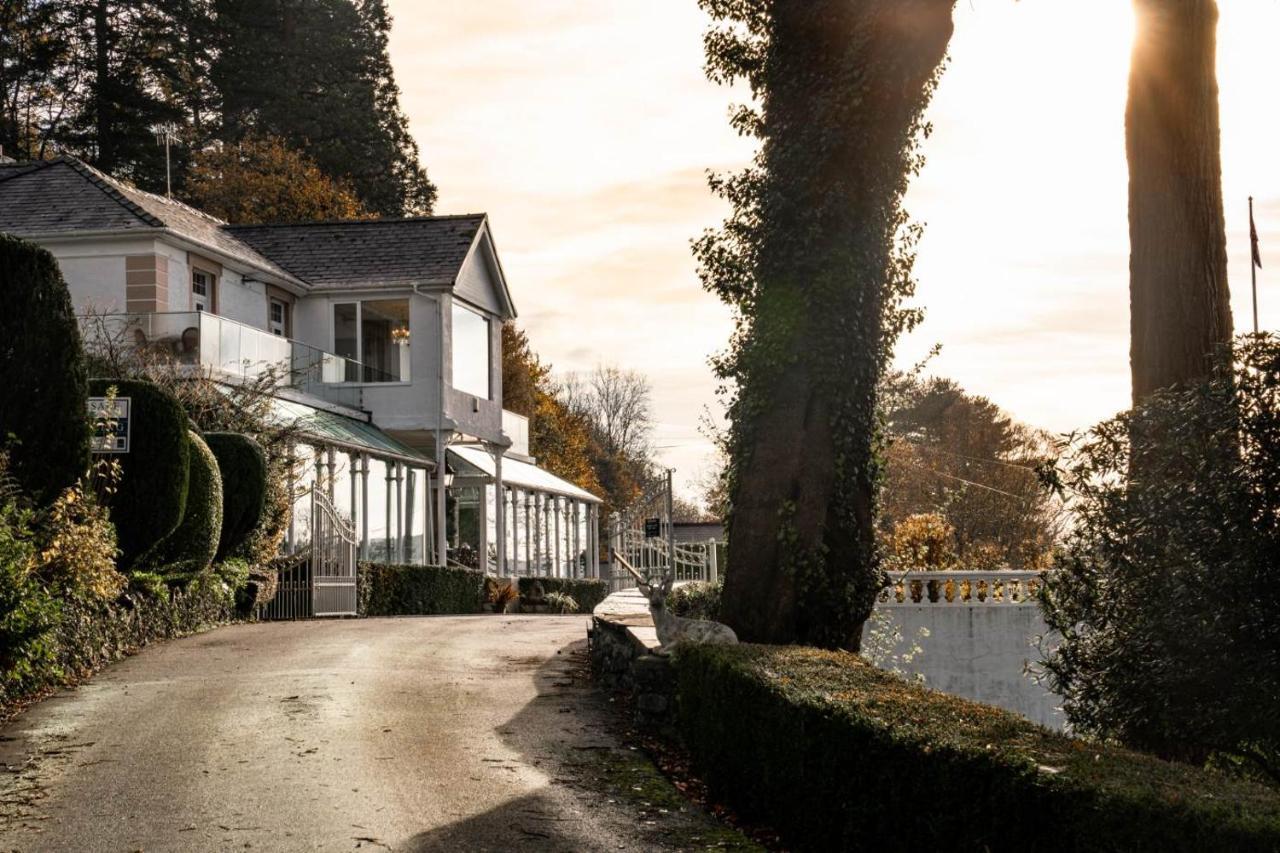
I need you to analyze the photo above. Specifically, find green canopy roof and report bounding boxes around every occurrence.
[269,397,432,467]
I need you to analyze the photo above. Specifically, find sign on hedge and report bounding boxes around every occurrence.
[89,396,131,453]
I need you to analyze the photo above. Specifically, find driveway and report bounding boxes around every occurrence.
[0,616,754,852]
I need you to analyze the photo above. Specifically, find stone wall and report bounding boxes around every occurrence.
[589,590,676,728]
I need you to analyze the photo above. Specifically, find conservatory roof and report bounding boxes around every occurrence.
[269,398,433,467]
[448,444,601,504]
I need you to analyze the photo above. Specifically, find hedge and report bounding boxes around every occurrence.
[0,234,91,506]
[203,432,266,561]
[357,563,485,617]
[89,379,190,568]
[674,645,1280,853]
[516,576,608,613]
[140,431,222,577]
[2,572,234,716]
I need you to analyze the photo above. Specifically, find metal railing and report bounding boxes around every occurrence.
[81,311,396,410]
[878,570,1044,607]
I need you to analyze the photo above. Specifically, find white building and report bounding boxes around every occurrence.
[0,156,601,577]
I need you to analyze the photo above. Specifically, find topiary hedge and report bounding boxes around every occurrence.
[202,432,266,561]
[0,234,90,505]
[88,379,190,568]
[357,563,484,617]
[674,644,1280,852]
[139,431,222,578]
[516,576,607,613]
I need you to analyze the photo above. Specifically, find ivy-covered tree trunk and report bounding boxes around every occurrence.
[697,0,954,649]
[1128,0,1231,403]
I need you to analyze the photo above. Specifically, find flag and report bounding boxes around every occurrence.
[1252,203,1263,269]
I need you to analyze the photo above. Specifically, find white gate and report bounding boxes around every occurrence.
[605,471,716,591]
[262,485,358,619]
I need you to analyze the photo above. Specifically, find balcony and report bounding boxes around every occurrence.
[502,409,530,458]
[81,312,392,411]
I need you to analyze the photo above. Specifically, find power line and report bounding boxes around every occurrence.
[902,440,1044,473]
[897,459,1038,503]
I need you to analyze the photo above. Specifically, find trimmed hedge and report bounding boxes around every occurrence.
[203,432,266,561]
[140,431,222,577]
[516,576,608,613]
[89,379,190,568]
[357,563,485,616]
[674,645,1280,852]
[0,234,91,505]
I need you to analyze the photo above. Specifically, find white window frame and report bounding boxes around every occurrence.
[268,297,288,337]
[191,267,216,313]
[331,299,411,384]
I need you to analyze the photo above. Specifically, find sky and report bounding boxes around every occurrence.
[386,1,1280,502]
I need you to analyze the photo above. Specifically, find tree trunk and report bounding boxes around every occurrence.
[719,0,954,650]
[1128,0,1231,403]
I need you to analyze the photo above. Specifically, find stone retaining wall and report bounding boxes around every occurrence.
[589,589,675,727]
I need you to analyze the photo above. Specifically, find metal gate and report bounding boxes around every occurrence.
[261,485,358,619]
[605,470,716,591]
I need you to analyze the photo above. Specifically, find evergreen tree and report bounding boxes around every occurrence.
[212,0,435,216]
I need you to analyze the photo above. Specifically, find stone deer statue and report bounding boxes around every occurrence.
[617,553,738,653]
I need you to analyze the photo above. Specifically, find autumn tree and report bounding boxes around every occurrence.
[696,0,955,649]
[1128,0,1231,402]
[185,135,368,224]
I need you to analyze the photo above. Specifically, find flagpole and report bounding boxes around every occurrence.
[1251,195,1259,335]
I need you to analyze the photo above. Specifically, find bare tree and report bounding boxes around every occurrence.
[561,365,654,461]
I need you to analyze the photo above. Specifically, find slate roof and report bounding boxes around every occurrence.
[0,158,305,286]
[226,215,487,291]
[0,157,492,296]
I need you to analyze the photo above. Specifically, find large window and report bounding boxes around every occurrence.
[451,301,490,398]
[333,300,410,382]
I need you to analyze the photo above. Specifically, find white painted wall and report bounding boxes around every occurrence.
[38,236,157,314]
[865,605,1065,730]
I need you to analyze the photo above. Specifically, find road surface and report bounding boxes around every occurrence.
[0,615,753,852]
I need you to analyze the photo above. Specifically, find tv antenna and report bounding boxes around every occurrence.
[152,123,179,198]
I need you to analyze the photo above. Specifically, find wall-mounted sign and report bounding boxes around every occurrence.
[89,397,131,453]
[643,517,661,538]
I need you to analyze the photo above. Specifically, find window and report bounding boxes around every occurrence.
[451,301,490,398]
[192,268,216,313]
[269,298,289,337]
[332,299,410,382]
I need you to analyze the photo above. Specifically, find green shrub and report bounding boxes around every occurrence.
[140,431,222,577]
[515,577,607,612]
[0,498,60,706]
[357,563,484,616]
[1042,335,1280,775]
[88,379,190,568]
[666,580,722,621]
[675,644,1280,852]
[34,483,124,601]
[543,591,579,614]
[0,234,90,505]
[202,433,267,562]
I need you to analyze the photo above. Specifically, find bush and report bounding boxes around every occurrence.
[0,234,90,505]
[1041,335,1280,776]
[675,644,1280,852]
[515,576,607,613]
[34,483,124,601]
[543,591,579,614]
[357,563,484,616]
[885,511,956,570]
[203,432,267,561]
[88,379,190,568]
[140,431,222,578]
[666,580,723,621]
[0,497,59,706]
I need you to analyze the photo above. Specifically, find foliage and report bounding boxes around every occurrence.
[34,484,125,601]
[87,379,190,569]
[1041,335,1280,780]
[675,644,1280,852]
[515,576,607,614]
[483,576,519,612]
[203,432,267,562]
[185,135,370,224]
[859,606,928,681]
[543,591,579,614]
[695,0,955,648]
[140,431,223,578]
[0,233,91,505]
[357,563,485,617]
[666,580,723,622]
[884,512,956,571]
[0,485,59,707]
[880,373,1060,569]
[211,0,436,216]
[214,557,252,592]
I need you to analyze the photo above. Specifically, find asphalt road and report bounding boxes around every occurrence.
[0,615,752,852]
